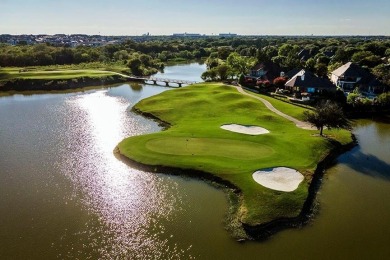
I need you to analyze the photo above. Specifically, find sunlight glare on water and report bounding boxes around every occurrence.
[57,90,193,259]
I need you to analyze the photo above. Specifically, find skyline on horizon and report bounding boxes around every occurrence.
[1,0,390,36]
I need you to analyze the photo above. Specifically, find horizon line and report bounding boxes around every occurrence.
[1,33,389,37]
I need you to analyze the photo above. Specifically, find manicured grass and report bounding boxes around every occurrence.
[248,91,353,145]
[245,90,311,121]
[0,62,130,83]
[0,68,121,81]
[118,83,353,226]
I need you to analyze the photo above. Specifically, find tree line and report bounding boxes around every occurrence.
[1,36,390,79]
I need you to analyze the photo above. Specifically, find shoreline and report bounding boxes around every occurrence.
[1,76,358,240]
[112,146,249,240]
[0,75,137,92]
[116,105,357,241]
[243,134,357,240]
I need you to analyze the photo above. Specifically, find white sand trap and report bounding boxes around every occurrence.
[252,167,304,192]
[221,124,269,135]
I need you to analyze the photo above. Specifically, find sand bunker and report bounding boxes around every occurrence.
[252,167,304,192]
[221,124,269,135]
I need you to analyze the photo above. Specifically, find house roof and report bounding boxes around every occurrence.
[250,61,282,81]
[251,63,266,71]
[285,68,302,79]
[331,62,377,84]
[285,69,336,90]
[323,51,335,58]
[331,62,368,78]
[297,49,312,61]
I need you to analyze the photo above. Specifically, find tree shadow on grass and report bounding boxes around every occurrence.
[339,147,390,181]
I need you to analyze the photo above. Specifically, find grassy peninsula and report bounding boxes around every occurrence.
[117,83,353,231]
[0,64,132,93]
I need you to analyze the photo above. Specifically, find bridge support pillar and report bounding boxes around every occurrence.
[178,83,182,87]
[152,80,157,85]
[165,82,169,87]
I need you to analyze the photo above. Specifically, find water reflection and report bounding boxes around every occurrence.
[2,65,390,258]
[339,148,390,180]
[57,89,193,258]
[154,62,206,82]
[130,82,143,92]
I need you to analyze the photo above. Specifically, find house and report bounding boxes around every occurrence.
[297,49,312,61]
[285,68,302,79]
[330,62,383,94]
[248,61,281,82]
[285,69,336,96]
[323,50,335,59]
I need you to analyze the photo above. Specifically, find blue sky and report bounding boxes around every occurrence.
[1,0,389,35]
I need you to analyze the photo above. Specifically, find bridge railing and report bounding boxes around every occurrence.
[147,77,198,84]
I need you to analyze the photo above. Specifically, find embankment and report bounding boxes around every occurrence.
[0,75,137,92]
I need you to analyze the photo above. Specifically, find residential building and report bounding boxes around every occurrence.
[285,69,336,95]
[330,62,382,94]
[248,61,281,82]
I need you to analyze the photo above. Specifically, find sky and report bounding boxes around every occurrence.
[1,0,390,36]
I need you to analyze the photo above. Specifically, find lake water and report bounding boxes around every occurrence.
[1,62,389,259]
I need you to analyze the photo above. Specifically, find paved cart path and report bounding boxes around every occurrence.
[235,86,316,130]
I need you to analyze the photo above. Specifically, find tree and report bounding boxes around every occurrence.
[216,64,230,80]
[201,68,217,81]
[303,100,349,136]
[278,43,294,57]
[206,57,220,69]
[217,46,233,60]
[315,54,330,65]
[351,51,374,65]
[273,76,287,88]
[372,64,390,86]
[362,41,387,56]
[256,48,269,63]
[238,74,245,85]
[226,52,254,77]
[262,45,278,61]
[305,58,316,72]
[377,92,390,107]
[315,63,328,78]
[128,58,142,75]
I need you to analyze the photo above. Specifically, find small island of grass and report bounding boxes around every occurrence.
[116,82,354,239]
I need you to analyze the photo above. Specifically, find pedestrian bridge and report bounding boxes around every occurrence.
[145,77,198,87]
[127,76,198,87]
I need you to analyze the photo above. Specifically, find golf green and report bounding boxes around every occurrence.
[117,83,353,230]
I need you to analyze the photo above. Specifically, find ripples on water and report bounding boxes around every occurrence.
[51,89,194,259]
[2,77,390,259]
[0,64,211,259]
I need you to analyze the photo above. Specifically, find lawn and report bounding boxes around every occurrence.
[0,67,122,81]
[117,83,353,226]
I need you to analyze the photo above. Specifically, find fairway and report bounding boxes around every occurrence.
[145,137,274,159]
[117,82,353,228]
[0,69,119,80]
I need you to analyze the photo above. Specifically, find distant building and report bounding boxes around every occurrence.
[172,33,201,37]
[219,33,237,37]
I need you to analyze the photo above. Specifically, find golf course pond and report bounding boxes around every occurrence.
[1,62,390,259]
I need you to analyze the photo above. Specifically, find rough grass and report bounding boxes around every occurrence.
[118,83,353,226]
